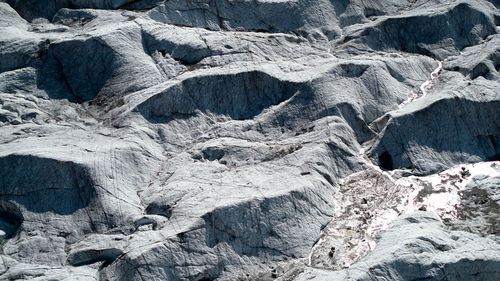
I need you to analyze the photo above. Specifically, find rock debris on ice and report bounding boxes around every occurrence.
[0,0,499,280]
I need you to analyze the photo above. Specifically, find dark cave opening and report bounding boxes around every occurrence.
[379,151,393,170]
[487,153,500,161]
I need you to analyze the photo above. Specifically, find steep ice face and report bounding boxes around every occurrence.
[0,1,499,280]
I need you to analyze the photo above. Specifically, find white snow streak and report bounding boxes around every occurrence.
[399,60,442,108]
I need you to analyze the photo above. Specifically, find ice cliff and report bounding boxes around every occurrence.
[0,0,499,280]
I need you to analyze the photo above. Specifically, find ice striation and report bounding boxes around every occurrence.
[0,0,499,280]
